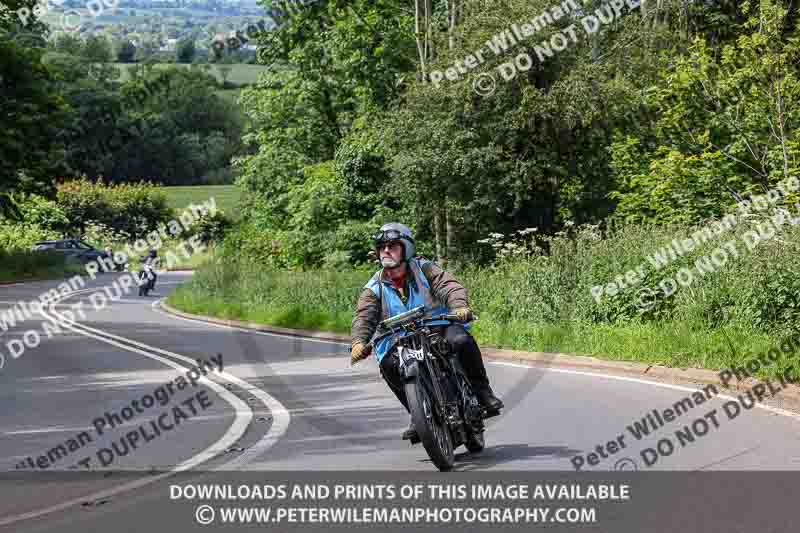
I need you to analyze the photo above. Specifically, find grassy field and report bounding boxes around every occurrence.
[111,63,269,86]
[163,185,241,218]
[128,243,216,273]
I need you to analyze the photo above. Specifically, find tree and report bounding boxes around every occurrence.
[610,0,800,225]
[0,19,69,217]
[176,37,196,63]
[106,67,244,184]
[116,39,136,63]
[134,37,158,62]
[52,33,84,56]
[83,35,113,62]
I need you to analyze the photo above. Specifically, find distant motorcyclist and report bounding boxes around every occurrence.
[139,249,158,292]
[350,223,504,442]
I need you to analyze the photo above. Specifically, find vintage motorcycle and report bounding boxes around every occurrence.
[137,261,157,297]
[367,306,497,471]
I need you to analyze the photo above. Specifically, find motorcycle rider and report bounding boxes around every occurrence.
[350,223,504,442]
[139,249,158,291]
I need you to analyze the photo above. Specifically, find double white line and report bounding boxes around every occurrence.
[0,285,290,527]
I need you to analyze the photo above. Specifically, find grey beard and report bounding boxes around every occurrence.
[381,257,401,268]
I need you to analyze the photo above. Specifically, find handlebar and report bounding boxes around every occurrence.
[351,311,478,366]
[365,312,476,352]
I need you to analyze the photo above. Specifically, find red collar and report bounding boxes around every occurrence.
[388,272,406,290]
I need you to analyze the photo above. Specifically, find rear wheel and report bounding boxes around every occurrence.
[405,378,454,471]
[453,366,484,453]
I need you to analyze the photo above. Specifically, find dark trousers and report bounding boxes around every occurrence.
[379,325,491,413]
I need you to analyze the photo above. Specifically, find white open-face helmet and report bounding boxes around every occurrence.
[372,222,415,262]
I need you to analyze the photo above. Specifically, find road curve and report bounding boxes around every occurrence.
[1,272,799,532]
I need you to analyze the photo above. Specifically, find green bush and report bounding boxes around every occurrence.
[56,177,174,240]
[190,210,234,245]
[0,222,59,251]
[0,194,66,251]
[220,220,279,266]
[12,194,70,234]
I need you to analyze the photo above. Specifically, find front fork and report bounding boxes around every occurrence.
[399,341,448,422]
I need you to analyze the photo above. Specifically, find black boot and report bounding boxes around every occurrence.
[402,420,419,442]
[476,387,504,412]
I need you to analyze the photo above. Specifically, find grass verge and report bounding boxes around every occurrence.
[165,256,795,380]
[0,250,84,284]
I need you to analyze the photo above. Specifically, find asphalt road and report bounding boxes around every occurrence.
[1,272,799,532]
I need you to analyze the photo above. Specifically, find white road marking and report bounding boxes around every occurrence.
[47,289,291,469]
[489,361,800,421]
[155,286,800,424]
[0,287,290,527]
[4,276,800,524]
[151,300,345,347]
[4,426,94,436]
[50,291,291,472]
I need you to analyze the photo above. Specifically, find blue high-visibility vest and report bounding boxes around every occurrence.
[364,258,465,363]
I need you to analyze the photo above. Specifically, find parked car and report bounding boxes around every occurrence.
[31,239,111,265]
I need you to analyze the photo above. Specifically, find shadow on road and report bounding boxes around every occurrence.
[425,444,583,471]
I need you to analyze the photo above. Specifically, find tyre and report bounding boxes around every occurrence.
[405,378,455,471]
[453,365,484,453]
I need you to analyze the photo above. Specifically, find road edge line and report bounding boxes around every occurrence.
[158,300,800,414]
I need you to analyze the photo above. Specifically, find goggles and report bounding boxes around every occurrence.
[372,229,412,246]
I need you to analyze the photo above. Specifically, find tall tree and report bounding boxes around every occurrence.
[0,0,68,216]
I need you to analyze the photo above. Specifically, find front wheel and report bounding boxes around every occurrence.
[405,378,455,471]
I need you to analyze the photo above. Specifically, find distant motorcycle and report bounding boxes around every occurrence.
[367,306,495,471]
[138,261,157,297]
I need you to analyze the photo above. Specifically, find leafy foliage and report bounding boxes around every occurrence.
[55,178,174,240]
[0,21,69,217]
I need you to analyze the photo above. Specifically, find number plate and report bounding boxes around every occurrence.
[400,348,425,363]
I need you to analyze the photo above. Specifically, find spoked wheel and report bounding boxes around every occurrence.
[455,368,485,454]
[405,379,455,471]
